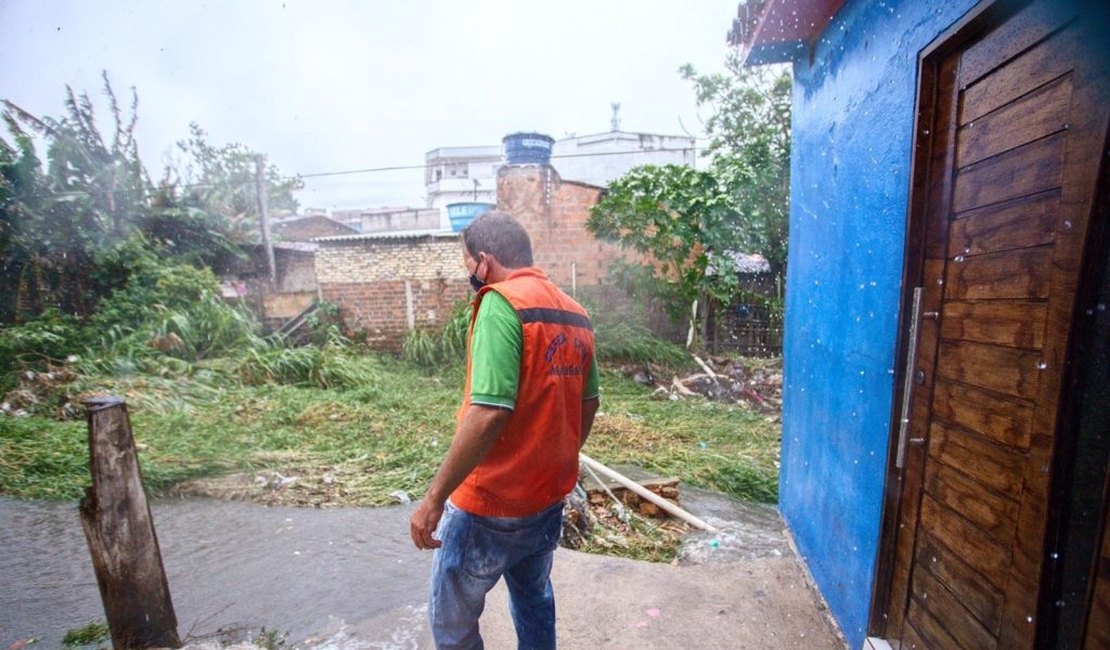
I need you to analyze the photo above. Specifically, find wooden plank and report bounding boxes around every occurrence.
[901,617,933,650]
[916,532,1005,635]
[925,461,1019,544]
[949,190,1058,255]
[929,421,1026,499]
[1000,21,1110,644]
[932,378,1034,449]
[957,75,1071,168]
[910,562,998,649]
[79,397,180,649]
[952,133,1064,212]
[935,340,1042,400]
[945,246,1053,301]
[959,1,1075,103]
[940,301,1046,350]
[907,595,966,649]
[919,494,1010,590]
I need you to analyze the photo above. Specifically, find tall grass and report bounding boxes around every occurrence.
[402,301,471,369]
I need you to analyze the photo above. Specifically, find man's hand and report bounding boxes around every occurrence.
[410,497,445,550]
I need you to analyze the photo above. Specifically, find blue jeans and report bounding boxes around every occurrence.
[429,500,564,650]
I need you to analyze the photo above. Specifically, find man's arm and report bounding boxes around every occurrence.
[579,396,599,450]
[409,404,511,550]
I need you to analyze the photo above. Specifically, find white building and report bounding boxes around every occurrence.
[424,131,698,208]
[551,131,697,188]
[424,145,502,209]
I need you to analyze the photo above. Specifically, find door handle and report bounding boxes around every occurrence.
[896,288,924,469]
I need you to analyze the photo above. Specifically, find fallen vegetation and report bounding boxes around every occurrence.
[1,284,781,563]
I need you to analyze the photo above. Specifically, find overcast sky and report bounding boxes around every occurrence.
[0,1,740,211]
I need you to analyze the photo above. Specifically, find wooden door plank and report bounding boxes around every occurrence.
[936,340,1042,400]
[959,1,1076,102]
[957,75,1071,168]
[945,246,1053,301]
[930,421,1025,499]
[953,133,1064,212]
[901,618,933,650]
[932,378,1034,449]
[916,532,1005,635]
[911,562,998,649]
[940,301,1047,350]
[920,494,1010,588]
[907,597,968,649]
[925,461,1020,544]
[999,24,1110,645]
[949,190,1058,254]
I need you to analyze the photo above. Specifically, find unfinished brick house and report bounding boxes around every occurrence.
[313,157,633,351]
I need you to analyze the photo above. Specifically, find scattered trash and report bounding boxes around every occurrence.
[626,356,783,416]
[389,490,411,504]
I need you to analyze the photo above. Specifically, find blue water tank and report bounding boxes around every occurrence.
[503,132,554,165]
[447,202,495,232]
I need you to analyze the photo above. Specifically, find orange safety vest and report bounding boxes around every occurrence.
[450,267,595,517]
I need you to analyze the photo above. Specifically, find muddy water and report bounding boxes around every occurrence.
[1,486,786,648]
[0,497,430,648]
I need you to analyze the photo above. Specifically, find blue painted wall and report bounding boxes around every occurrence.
[778,1,977,647]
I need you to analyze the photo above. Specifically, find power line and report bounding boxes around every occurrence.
[3,142,716,203]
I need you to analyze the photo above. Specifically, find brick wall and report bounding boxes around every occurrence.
[497,165,626,288]
[316,234,470,350]
[315,167,670,352]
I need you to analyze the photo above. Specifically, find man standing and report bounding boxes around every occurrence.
[410,211,600,649]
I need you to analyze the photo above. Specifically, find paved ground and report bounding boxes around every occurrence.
[332,546,847,649]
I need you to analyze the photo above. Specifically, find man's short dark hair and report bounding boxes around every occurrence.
[462,210,534,268]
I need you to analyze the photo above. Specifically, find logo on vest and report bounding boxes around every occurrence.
[544,332,584,376]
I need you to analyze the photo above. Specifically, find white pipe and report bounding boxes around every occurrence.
[580,457,629,523]
[578,453,718,532]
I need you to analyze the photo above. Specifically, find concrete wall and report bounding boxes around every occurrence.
[778,1,977,646]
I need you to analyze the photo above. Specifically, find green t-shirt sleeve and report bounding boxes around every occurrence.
[585,354,600,401]
[469,291,521,410]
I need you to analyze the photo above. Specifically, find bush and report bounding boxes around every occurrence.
[237,342,378,389]
[594,321,690,368]
[402,301,471,369]
[87,261,264,364]
[0,310,88,393]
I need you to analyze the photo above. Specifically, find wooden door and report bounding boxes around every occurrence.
[879,1,1110,648]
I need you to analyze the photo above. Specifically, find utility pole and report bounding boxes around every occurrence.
[256,154,277,285]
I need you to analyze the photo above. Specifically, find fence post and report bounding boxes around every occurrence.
[79,396,180,649]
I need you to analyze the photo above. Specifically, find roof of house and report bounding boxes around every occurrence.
[313,229,460,244]
[271,214,357,241]
[728,0,845,65]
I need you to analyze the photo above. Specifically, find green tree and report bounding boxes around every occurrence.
[1,73,147,320]
[1,74,253,324]
[588,164,738,346]
[166,123,303,243]
[588,55,791,346]
[681,55,791,276]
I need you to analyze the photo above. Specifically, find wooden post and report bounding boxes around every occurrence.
[79,396,180,649]
[256,154,277,286]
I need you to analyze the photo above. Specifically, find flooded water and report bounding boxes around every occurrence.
[0,497,430,648]
[1,485,786,648]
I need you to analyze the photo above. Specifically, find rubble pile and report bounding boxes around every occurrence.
[0,366,81,418]
[628,356,783,415]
